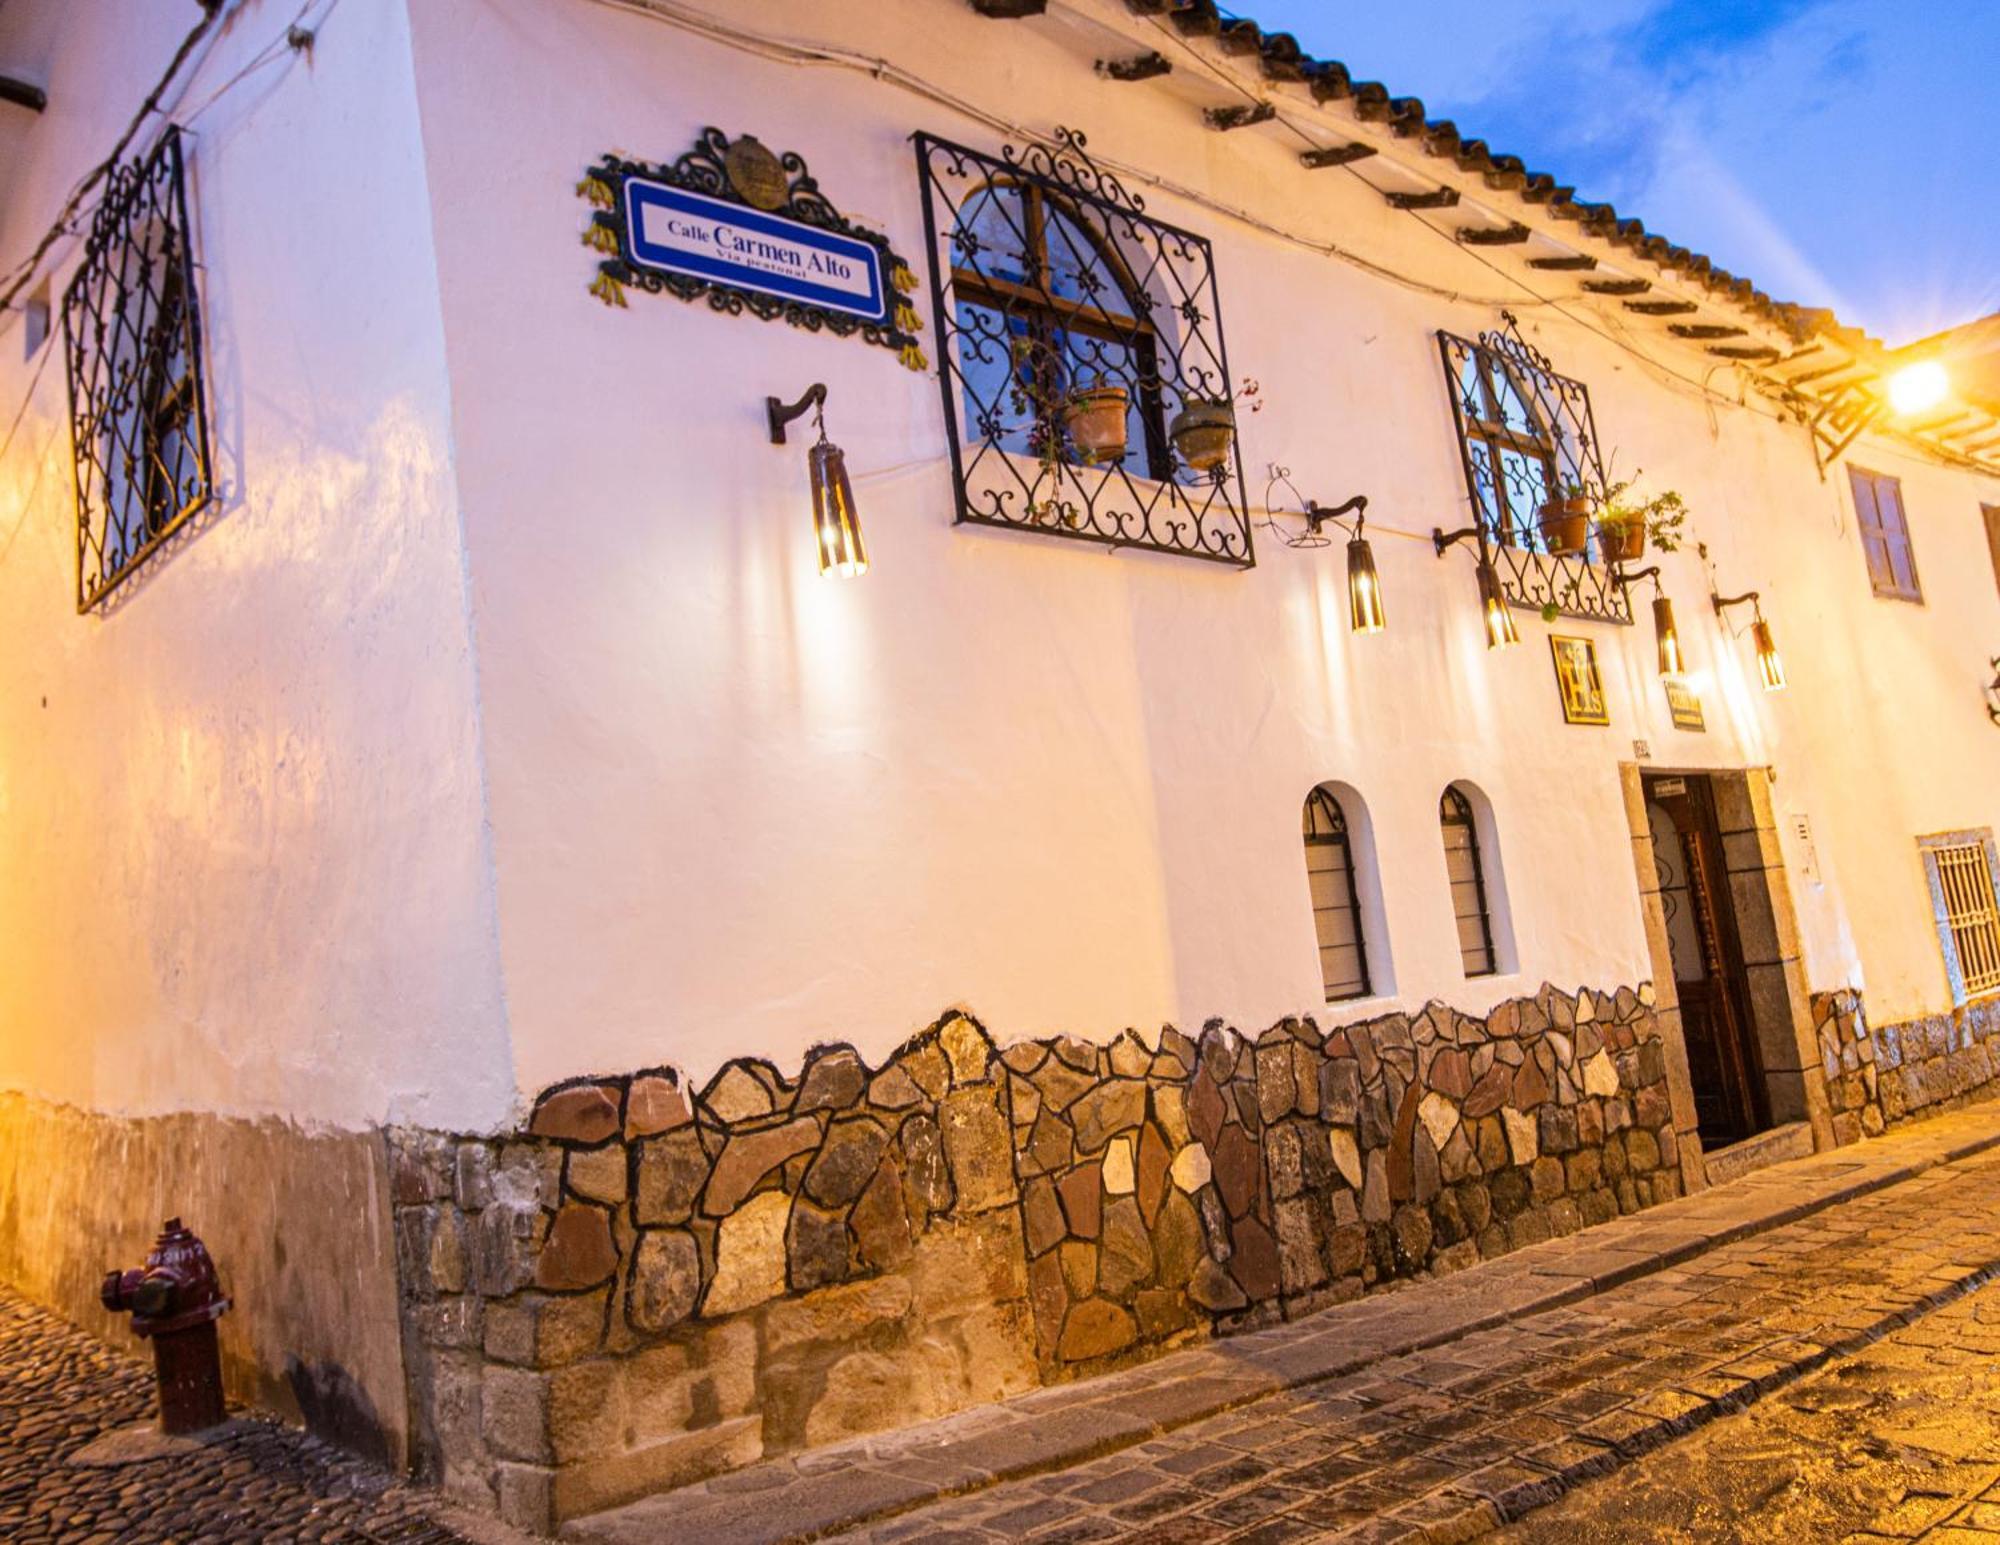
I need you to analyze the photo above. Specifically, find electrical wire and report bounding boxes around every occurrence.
[0,4,232,317]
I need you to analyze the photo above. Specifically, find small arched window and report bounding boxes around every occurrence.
[1441,786,1498,977]
[1304,786,1371,1001]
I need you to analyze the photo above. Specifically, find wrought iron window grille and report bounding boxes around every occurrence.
[914,126,1254,567]
[1435,314,1631,624]
[62,126,214,612]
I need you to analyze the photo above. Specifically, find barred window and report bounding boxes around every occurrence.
[1440,786,1498,977]
[1435,317,1628,624]
[1304,786,1371,1002]
[62,127,212,610]
[948,177,1169,480]
[916,127,1253,566]
[1920,832,2000,1004]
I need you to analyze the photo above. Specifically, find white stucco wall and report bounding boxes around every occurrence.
[397,0,2000,1102]
[0,0,514,1131]
[4,0,1995,1135]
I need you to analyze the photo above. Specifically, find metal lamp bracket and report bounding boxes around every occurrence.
[767,382,828,445]
[1432,525,1485,560]
[1305,495,1368,540]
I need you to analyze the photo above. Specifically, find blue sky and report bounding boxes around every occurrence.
[1240,0,1997,345]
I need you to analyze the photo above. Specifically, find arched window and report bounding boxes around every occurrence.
[948,178,1168,478]
[1304,786,1371,1001]
[1441,786,1498,977]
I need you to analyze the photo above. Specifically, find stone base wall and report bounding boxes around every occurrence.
[391,984,1682,1530]
[0,1092,408,1465]
[1814,990,2000,1141]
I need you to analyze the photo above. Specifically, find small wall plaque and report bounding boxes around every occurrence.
[577,128,925,371]
[1664,677,1706,731]
[1550,634,1609,726]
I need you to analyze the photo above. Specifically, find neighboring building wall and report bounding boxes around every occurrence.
[0,0,514,1461]
[391,985,1678,1528]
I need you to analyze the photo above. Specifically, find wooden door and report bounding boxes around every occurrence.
[1644,774,1769,1147]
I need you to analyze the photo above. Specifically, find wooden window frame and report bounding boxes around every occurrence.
[1848,465,1923,603]
[1304,786,1372,1003]
[1440,786,1499,978]
[1981,503,2000,605]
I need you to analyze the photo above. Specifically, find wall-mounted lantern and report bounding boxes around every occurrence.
[1654,595,1685,679]
[1433,523,1517,650]
[1714,589,1785,691]
[1615,564,1684,680]
[768,382,867,578]
[1476,559,1519,650]
[1304,495,1385,634]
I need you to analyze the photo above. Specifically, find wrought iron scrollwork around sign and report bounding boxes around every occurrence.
[1986,656,2000,726]
[578,127,926,371]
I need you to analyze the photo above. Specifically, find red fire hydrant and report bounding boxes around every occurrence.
[101,1217,232,1434]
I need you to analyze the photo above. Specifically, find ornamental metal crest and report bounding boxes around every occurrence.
[577,128,926,372]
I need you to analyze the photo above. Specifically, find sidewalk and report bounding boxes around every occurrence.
[569,1100,2000,1544]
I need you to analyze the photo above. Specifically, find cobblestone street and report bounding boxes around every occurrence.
[0,1293,491,1544]
[14,1106,2000,1542]
[795,1138,2000,1545]
[1499,1282,2000,1544]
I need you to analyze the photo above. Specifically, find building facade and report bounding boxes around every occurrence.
[1,0,1998,1530]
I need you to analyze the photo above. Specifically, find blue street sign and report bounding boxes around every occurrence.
[622,178,889,326]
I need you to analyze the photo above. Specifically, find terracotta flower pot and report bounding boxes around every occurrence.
[1601,521,1646,563]
[1063,386,1130,465]
[1538,496,1592,556]
[1169,399,1236,473]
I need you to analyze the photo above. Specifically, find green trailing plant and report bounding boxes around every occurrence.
[1598,477,1688,551]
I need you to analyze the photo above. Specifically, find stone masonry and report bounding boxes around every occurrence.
[1814,988,2000,1144]
[389,983,1681,1531]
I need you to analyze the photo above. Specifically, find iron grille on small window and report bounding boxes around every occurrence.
[1304,786,1370,1002]
[914,127,1253,566]
[1436,315,1629,624]
[1921,834,2000,1004]
[62,126,213,611]
[1440,786,1498,977]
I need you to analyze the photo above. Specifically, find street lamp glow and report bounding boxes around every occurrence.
[1886,360,1949,416]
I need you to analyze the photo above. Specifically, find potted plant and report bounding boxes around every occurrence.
[1538,482,1593,556]
[1063,379,1130,466]
[1169,377,1259,473]
[1170,396,1234,471]
[1596,479,1688,563]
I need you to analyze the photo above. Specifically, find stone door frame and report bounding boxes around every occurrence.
[1620,763,1835,1192]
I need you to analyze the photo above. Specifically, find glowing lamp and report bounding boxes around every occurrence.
[807,436,868,577]
[768,381,868,578]
[1477,559,1518,649]
[1752,616,1786,692]
[1886,360,1949,417]
[1347,534,1385,634]
[1652,594,1684,678]
[1713,588,1786,693]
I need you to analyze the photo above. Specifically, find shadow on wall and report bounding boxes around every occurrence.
[286,1355,394,1469]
